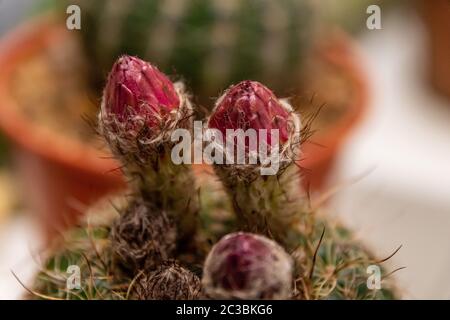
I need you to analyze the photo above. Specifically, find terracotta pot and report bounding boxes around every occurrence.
[0,17,125,239]
[0,17,368,236]
[299,32,368,190]
[420,0,450,99]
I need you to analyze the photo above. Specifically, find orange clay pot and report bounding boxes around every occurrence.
[0,17,368,237]
[299,32,368,190]
[0,17,125,239]
[420,0,450,99]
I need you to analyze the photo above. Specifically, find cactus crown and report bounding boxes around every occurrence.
[70,0,317,103]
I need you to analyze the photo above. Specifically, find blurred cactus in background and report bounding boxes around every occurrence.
[69,0,317,104]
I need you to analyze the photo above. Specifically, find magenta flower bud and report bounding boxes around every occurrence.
[202,232,293,300]
[99,55,193,163]
[98,56,198,248]
[102,55,179,128]
[208,80,291,147]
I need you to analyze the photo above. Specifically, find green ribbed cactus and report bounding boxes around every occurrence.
[70,0,316,103]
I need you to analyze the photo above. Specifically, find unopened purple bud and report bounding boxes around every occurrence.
[202,232,293,299]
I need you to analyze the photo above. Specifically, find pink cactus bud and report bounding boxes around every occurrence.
[208,81,290,147]
[202,232,293,300]
[101,55,179,128]
[98,55,194,164]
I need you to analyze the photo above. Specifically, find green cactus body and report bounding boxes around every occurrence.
[71,0,316,102]
[29,120,399,300]
[29,186,398,300]
[291,215,398,300]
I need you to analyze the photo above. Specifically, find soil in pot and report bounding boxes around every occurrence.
[10,32,103,148]
[0,21,124,239]
[298,52,354,138]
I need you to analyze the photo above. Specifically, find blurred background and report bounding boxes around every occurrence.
[0,0,449,299]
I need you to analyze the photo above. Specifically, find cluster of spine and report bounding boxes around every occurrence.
[132,260,202,300]
[30,55,398,300]
[110,199,176,271]
[67,0,316,103]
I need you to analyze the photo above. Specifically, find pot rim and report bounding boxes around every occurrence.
[0,15,122,180]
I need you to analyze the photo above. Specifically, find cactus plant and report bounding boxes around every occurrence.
[99,55,199,245]
[207,80,305,249]
[69,0,317,103]
[28,56,399,300]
